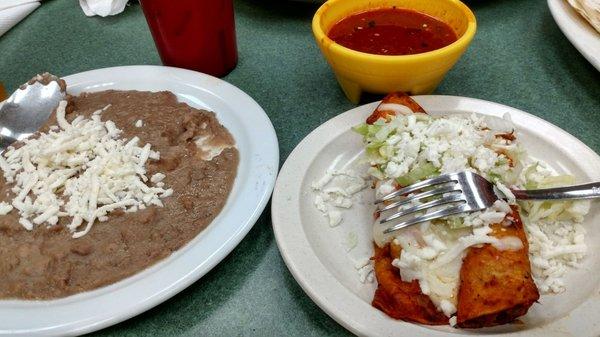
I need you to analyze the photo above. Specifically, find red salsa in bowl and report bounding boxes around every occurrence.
[327,8,458,56]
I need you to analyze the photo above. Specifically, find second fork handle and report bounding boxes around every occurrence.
[511,182,600,200]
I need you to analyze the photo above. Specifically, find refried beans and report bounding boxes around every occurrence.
[0,90,238,299]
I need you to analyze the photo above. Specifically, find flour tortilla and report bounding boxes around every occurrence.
[567,0,600,33]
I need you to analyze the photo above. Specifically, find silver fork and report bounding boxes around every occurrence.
[376,171,600,234]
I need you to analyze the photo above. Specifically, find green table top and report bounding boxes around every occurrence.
[0,0,599,336]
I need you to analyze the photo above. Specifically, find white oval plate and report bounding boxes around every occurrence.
[0,66,279,336]
[548,0,600,71]
[272,96,600,337]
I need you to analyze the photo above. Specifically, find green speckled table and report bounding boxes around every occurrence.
[0,0,599,335]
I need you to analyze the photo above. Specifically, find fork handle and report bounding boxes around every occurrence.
[511,182,600,200]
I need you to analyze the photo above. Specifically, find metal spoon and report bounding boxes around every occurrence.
[0,73,66,152]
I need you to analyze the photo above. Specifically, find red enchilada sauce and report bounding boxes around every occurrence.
[328,8,458,55]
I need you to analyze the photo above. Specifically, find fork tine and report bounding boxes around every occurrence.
[375,174,458,204]
[383,204,469,234]
[377,185,462,212]
[380,194,465,224]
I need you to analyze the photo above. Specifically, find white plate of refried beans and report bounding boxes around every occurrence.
[0,66,279,336]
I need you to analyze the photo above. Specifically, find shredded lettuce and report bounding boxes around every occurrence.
[352,123,383,138]
[355,123,391,164]
[365,142,386,164]
[367,166,385,180]
[520,163,583,222]
[431,220,472,239]
[352,124,369,136]
[396,162,439,187]
[538,175,576,188]
[446,216,467,229]
[522,163,539,190]
[412,113,431,122]
[487,172,502,183]
[375,125,394,142]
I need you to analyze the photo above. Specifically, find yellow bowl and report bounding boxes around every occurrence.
[312,0,477,103]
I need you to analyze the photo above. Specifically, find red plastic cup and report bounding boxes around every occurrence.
[139,0,238,77]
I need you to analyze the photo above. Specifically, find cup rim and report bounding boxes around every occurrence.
[312,0,477,63]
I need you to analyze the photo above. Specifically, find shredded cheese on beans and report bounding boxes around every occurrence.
[0,100,172,238]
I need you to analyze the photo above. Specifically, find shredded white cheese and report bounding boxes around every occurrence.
[0,201,13,215]
[0,100,172,238]
[312,168,374,283]
[526,219,587,293]
[366,113,516,182]
[135,119,143,128]
[354,256,375,283]
[518,160,590,293]
[312,169,367,227]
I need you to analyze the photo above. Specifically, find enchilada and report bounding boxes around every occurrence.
[364,92,540,328]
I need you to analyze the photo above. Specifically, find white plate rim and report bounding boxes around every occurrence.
[548,0,600,71]
[0,65,279,336]
[272,95,600,337]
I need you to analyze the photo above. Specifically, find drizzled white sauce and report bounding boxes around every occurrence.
[385,199,522,316]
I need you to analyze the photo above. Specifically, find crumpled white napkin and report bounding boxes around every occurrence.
[79,0,128,17]
[0,0,40,37]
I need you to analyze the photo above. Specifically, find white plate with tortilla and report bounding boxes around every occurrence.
[272,95,600,336]
[548,0,600,71]
[0,65,279,336]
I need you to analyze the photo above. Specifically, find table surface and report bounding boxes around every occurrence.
[1,0,599,336]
